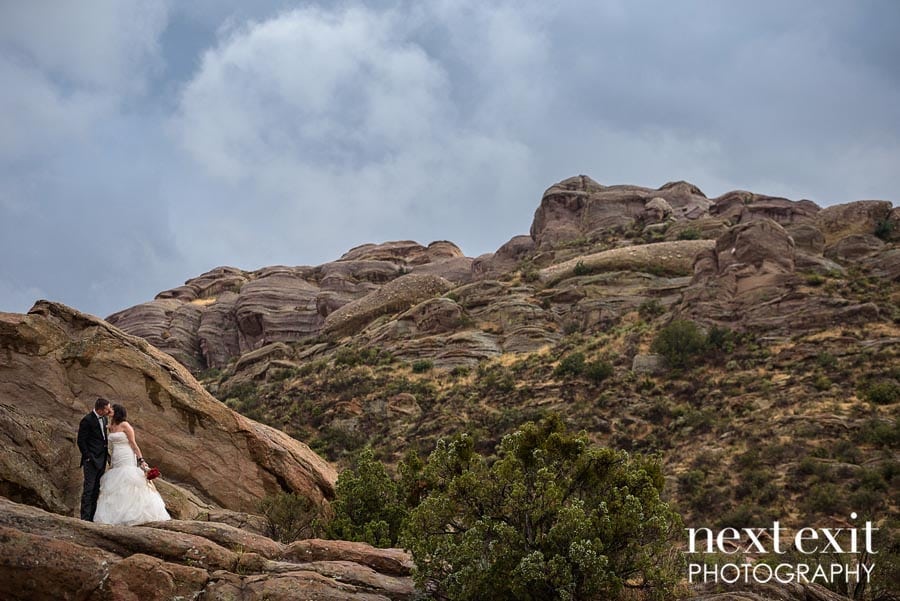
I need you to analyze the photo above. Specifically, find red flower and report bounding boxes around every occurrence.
[146,467,161,481]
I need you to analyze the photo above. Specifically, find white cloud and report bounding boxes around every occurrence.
[169,4,543,266]
[174,6,450,179]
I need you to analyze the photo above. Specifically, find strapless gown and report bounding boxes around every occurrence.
[93,431,170,525]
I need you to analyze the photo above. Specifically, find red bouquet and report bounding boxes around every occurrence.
[145,467,161,481]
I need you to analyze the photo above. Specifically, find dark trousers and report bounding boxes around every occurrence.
[80,459,105,521]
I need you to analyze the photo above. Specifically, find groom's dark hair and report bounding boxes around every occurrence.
[94,397,110,410]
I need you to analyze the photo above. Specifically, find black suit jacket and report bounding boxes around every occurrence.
[77,411,108,469]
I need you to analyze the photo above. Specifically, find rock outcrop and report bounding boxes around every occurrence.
[539,239,715,285]
[0,301,336,516]
[108,241,470,372]
[530,176,711,248]
[680,218,883,331]
[324,273,453,338]
[0,497,414,601]
[103,177,897,381]
[815,200,893,245]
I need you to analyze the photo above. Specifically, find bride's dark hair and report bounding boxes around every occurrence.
[111,403,127,425]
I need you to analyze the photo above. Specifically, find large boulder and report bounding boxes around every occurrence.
[815,199,893,245]
[0,301,336,516]
[681,219,881,331]
[683,218,796,306]
[711,191,820,226]
[530,176,710,248]
[824,234,885,263]
[539,240,715,286]
[324,274,452,337]
[233,267,324,351]
[472,234,536,277]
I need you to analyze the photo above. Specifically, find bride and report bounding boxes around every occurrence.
[93,403,170,525]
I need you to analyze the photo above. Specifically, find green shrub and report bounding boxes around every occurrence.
[325,448,406,547]
[584,359,613,383]
[863,380,900,405]
[401,415,682,601]
[258,491,321,543]
[803,482,845,516]
[815,352,837,370]
[813,375,832,391]
[875,218,895,241]
[638,298,665,320]
[706,325,736,354]
[857,418,900,447]
[651,319,709,369]
[804,273,826,286]
[554,351,586,377]
[519,261,540,282]
[677,228,701,240]
[573,260,591,276]
[334,346,393,367]
[411,359,434,373]
[477,363,516,392]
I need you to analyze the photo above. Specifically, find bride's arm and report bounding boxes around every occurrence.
[121,422,146,466]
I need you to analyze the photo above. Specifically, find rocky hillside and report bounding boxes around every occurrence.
[107,177,899,373]
[104,177,900,561]
[2,176,897,599]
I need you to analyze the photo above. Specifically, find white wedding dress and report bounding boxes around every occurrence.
[93,431,170,525]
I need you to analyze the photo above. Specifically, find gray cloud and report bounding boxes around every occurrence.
[1,0,898,317]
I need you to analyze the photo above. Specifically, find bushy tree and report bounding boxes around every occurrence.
[401,415,682,600]
[651,319,709,368]
[258,491,320,543]
[325,448,406,547]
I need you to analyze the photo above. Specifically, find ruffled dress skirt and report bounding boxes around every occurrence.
[93,432,170,526]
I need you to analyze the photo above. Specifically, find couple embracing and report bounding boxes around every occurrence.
[77,397,170,525]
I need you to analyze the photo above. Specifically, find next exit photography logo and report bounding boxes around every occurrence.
[686,513,878,585]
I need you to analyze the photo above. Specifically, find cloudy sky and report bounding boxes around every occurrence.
[1,1,898,317]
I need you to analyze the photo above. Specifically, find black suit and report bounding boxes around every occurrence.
[77,411,108,520]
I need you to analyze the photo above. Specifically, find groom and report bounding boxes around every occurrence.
[77,397,112,521]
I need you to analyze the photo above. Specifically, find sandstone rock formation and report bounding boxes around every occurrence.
[104,176,897,381]
[815,199,894,245]
[539,239,715,285]
[529,176,712,249]
[680,218,882,331]
[108,241,469,372]
[0,301,336,516]
[0,497,414,601]
[324,273,453,338]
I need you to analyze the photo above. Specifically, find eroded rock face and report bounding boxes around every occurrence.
[0,497,414,601]
[711,191,820,226]
[680,219,883,331]
[0,301,336,515]
[530,176,711,248]
[539,240,715,285]
[324,274,453,338]
[106,299,204,370]
[815,200,893,245]
[108,241,471,371]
